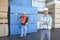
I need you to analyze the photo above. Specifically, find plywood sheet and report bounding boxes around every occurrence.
[0,13,8,19]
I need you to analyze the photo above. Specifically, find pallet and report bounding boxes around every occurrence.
[0,24,8,37]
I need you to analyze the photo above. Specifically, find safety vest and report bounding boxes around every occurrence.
[40,16,52,30]
[21,16,27,24]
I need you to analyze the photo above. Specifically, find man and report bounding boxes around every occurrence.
[16,12,28,37]
[40,8,52,40]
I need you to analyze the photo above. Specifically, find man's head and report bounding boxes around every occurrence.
[43,8,49,16]
[22,12,26,16]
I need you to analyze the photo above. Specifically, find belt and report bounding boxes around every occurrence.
[43,28,49,30]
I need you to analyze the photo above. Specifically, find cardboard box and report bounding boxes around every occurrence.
[0,13,8,19]
[0,24,8,37]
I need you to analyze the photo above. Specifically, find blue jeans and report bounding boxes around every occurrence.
[21,25,27,36]
[41,30,51,40]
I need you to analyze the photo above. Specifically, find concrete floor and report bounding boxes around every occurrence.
[0,29,60,40]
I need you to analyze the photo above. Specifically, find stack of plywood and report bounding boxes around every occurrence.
[54,4,60,28]
[0,0,8,37]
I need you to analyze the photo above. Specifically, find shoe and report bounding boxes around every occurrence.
[19,36,23,37]
[24,35,26,37]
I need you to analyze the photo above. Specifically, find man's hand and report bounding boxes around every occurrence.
[15,13,20,17]
[26,23,28,25]
[43,21,48,25]
[15,13,18,16]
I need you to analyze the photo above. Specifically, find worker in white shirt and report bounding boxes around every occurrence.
[40,8,52,40]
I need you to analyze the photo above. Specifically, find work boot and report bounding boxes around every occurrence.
[19,35,23,37]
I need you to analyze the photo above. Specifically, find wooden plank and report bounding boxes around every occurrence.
[55,24,60,28]
[0,19,8,24]
[55,4,60,8]
[0,0,8,2]
[0,1,8,12]
[4,24,8,36]
[0,24,8,37]
[0,1,8,5]
[0,13,8,19]
[55,14,60,18]
[55,8,60,13]
[55,19,60,23]
[0,5,8,8]
[0,5,8,7]
[0,7,8,12]
[0,25,4,37]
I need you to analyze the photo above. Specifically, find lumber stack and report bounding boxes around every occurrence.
[0,0,8,37]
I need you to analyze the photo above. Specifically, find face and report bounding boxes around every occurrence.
[44,10,48,16]
[23,14,26,16]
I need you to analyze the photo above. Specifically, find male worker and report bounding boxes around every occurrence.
[16,12,28,37]
[40,8,52,40]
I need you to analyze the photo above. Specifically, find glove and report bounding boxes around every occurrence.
[26,23,28,26]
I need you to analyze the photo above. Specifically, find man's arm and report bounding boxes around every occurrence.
[26,17,29,25]
[48,17,52,25]
[15,13,20,18]
[47,16,52,29]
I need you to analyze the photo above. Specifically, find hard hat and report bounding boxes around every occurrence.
[44,8,48,11]
[23,12,26,14]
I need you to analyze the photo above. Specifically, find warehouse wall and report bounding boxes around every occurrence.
[54,3,60,28]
